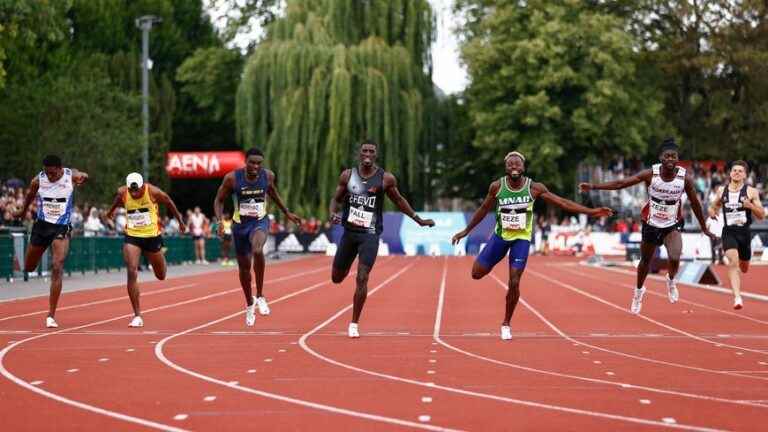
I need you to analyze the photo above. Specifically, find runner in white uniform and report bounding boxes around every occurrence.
[14,155,88,328]
[189,206,208,264]
[579,139,715,314]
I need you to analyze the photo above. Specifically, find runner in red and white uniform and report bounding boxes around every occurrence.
[579,138,715,314]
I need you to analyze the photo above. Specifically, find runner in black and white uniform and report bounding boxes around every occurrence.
[329,140,435,338]
[14,155,88,328]
[708,160,765,309]
[579,139,715,314]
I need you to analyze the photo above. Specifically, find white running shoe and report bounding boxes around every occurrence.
[734,296,743,310]
[666,275,679,303]
[500,325,512,340]
[246,297,257,326]
[630,287,646,314]
[256,296,271,315]
[45,316,58,328]
[348,323,360,338]
[128,316,144,328]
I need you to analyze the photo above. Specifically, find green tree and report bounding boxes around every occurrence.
[457,0,663,190]
[237,0,436,217]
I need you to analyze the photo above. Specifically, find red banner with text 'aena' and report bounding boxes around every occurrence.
[165,151,244,178]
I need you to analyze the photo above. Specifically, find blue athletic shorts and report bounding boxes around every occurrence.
[476,234,531,271]
[232,217,269,256]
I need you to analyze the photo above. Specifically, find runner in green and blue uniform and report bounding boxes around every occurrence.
[452,151,613,340]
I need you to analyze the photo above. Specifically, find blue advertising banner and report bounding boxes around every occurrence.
[399,212,467,256]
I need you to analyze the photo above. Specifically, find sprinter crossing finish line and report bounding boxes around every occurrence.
[329,140,435,338]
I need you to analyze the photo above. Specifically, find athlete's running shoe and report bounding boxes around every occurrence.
[348,323,360,338]
[734,296,743,310]
[128,316,144,328]
[666,275,679,303]
[630,287,646,314]
[45,316,58,328]
[256,296,271,315]
[500,325,512,340]
[246,296,257,326]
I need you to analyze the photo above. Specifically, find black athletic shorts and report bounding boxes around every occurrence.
[30,220,71,248]
[641,221,683,246]
[722,227,751,261]
[333,230,379,270]
[124,235,164,253]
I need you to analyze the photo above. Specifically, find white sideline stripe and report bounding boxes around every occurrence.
[529,270,768,356]
[0,265,326,432]
[0,254,319,305]
[568,265,768,326]
[155,258,461,432]
[502,271,768,382]
[0,283,197,322]
[299,258,723,431]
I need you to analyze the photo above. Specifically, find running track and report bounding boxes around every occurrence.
[1,255,767,431]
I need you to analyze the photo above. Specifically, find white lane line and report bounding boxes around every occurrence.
[173,414,188,421]
[419,415,432,422]
[155,260,461,432]
[30,380,44,385]
[663,418,678,424]
[203,396,216,402]
[546,267,768,355]
[298,258,724,432]
[0,264,326,432]
[228,381,239,386]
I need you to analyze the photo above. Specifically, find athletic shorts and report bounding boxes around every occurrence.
[233,217,269,256]
[124,235,164,253]
[722,227,751,261]
[333,230,379,270]
[192,235,203,241]
[641,221,683,246]
[30,220,71,248]
[476,234,531,271]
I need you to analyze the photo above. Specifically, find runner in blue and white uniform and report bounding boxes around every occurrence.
[15,155,89,328]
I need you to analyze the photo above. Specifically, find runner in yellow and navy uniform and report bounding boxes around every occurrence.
[214,148,302,327]
[106,173,186,328]
[453,151,613,340]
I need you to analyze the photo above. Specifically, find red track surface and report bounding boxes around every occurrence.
[1,255,767,431]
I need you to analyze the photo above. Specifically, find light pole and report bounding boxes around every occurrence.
[136,15,162,182]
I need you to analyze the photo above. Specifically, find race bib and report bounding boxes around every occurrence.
[347,206,373,228]
[501,212,526,230]
[649,201,678,224]
[42,201,66,218]
[725,211,747,226]
[127,211,152,229]
[240,201,266,218]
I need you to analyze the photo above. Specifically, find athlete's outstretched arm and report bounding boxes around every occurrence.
[71,169,89,186]
[328,170,351,224]
[708,186,724,218]
[684,174,715,239]
[151,185,187,233]
[105,187,126,220]
[383,172,434,227]
[579,169,651,192]
[451,181,499,245]
[533,183,613,217]
[746,187,766,220]
[13,176,39,219]
[266,170,301,225]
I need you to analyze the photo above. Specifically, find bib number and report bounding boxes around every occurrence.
[127,211,152,229]
[725,211,747,226]
[240,201,266,218]
[347,206,373,228]
[649,201,678,224]
[501,212,526,231]
[43,201,66,218]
